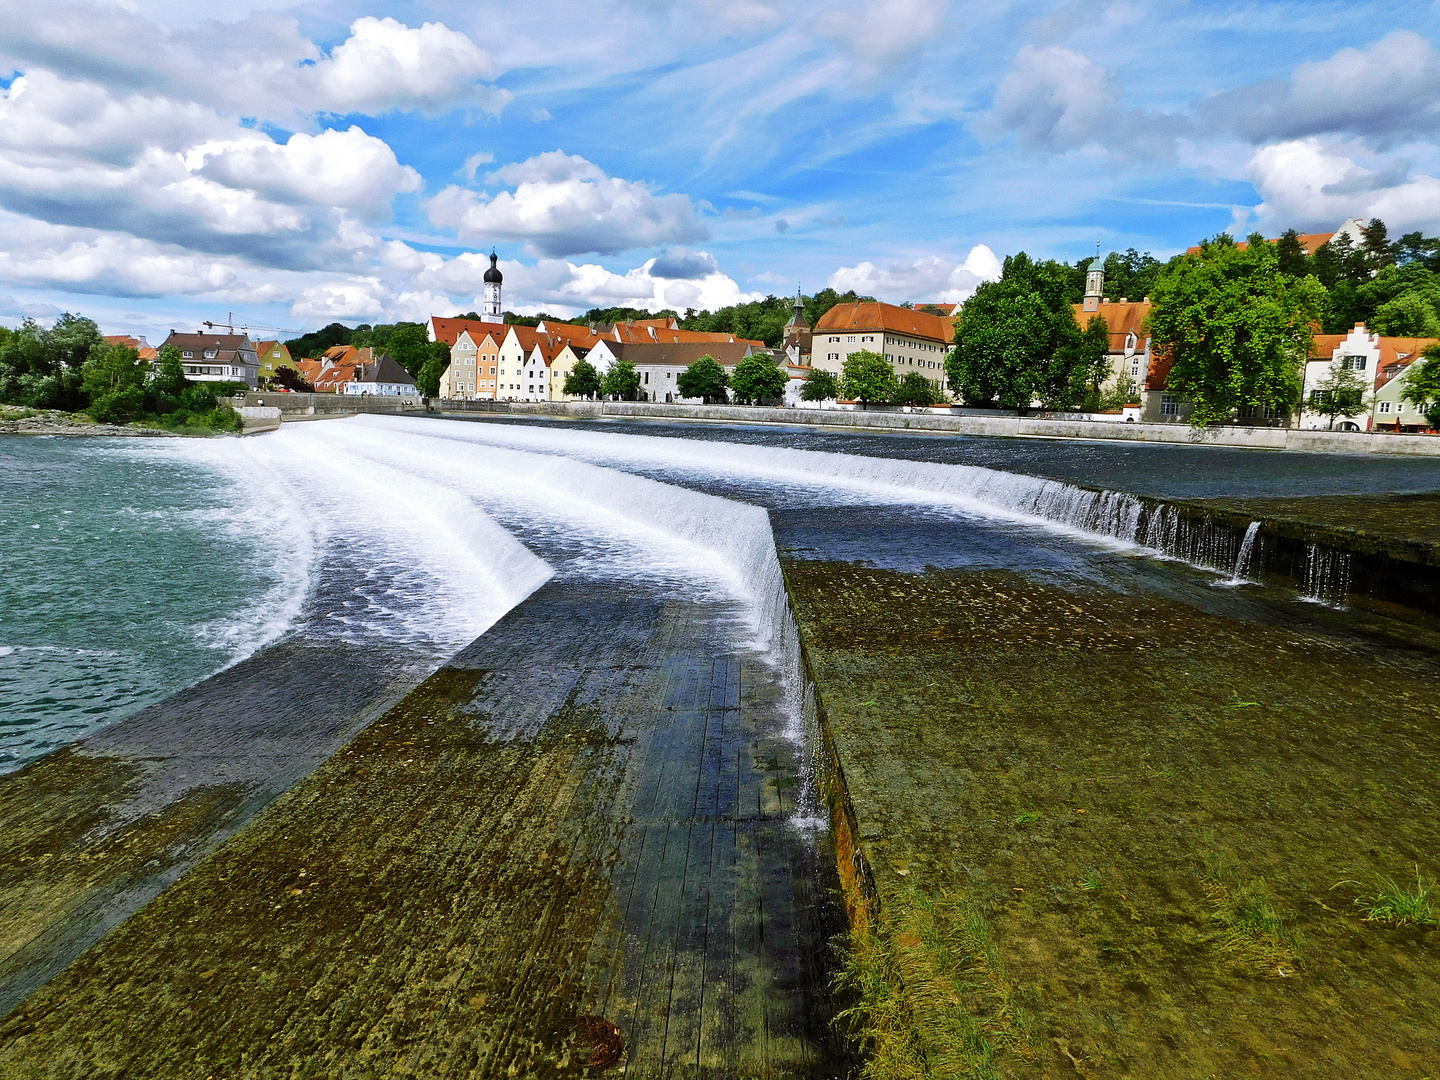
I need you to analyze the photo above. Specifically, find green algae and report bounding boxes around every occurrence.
[787,559,1440,1078]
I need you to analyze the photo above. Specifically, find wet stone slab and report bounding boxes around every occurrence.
[0,640,423,1018]
[0,580,850,1078]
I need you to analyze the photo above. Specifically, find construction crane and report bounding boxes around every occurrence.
[203,313,298,338]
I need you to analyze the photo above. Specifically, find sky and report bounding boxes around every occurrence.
[2,0,1440,340]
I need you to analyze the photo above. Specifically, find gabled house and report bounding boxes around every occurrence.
[1301,324,1438,431]
[160,331,260,388]
[580,340,775,403]
[252,340,297,387]
[344,354,417,397]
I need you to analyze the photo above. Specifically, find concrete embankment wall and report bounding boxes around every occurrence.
[233,392,426,420]
[435,399,1440,457]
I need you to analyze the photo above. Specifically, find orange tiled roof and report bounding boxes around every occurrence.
[1306,327,1440,390]
[1185,231,1336,257]
[1072,299,1151,353]
[429,316,507,348]
[813,301,953,343]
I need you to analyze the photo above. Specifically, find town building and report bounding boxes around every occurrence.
[811,302,953,386]
[343,354,417,396]
[580,340,774,402]
[1301,324,1438,431]
[160,331,260,388]
[1071,260,1154,410]
[252,339,296,386]
[781,288,811,368]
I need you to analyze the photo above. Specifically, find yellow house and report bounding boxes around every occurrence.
[253,340,297,386]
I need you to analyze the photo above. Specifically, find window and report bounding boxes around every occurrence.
[1379,400,1392,413]
[182,350,193,359]
[204,348,218,359]
[1130,362,1141,377]
[1342,355,1367,371]
[1161,394,1180,416]
[847,335,856,342]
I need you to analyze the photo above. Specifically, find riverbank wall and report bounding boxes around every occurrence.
[433,399,1440,456]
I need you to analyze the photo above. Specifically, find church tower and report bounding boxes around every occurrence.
[482,251,504,324]
[1083,256,1105,313]
[783,286,811,365]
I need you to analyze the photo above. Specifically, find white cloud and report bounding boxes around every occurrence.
[815,0,950,85]
[828,247,1002,303]
[0,5,509,127]
[305,17,510,118]
[426,151,710,257]
[188,127,422,221]
[991,46,1118,152]
[290,277,388,321]
[1248,138,1440,234]
[1207,31,1440,146]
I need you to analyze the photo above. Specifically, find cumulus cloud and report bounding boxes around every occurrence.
[188,128,423,221]
[828,247,1002,304]
[816,0,950,85]
[1205,31,1440,147]
[988,45,1181,157]
[0,4,509,127]
[1248,138,1440,234]
[649,248,719,279]
[426,151,710,257]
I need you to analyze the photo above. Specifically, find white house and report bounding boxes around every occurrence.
[1301,323,1437,430]
[344,354,418,397]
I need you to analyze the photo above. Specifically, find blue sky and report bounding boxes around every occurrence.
[2,0,1439,339]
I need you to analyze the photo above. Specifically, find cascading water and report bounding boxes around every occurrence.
[1228,521,1262,584]
[1302,541,1353,606]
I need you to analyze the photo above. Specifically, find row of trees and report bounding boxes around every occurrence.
[801,352,946,408]
[0,314,241,430]
[561,354,792,404]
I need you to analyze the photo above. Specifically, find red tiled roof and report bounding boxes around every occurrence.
[1072,300,1151,353]
[429,316,506,347]
[813,302,953,343]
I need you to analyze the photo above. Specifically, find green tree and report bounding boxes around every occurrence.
[1275,230,1310,277]
[892,371,943,406]
[1075,314,1114,408]
[601,358,642,400]
[273,365,315,392]
[676,355,729,402]
[947,252,1084,409]
[143,345,188,414]
[1372,290,1440,338]
[1360,218,1397,272]
[1397,231,1440,272]
[416,352,447,398]
[1401,345,1440,426]
[0,313,99,409]
[840,349,897,408]
[1307,364,1370,429]
[283,321,351,360]
[799,368,839,402]
[1146,233,1326,427]
[82,341,148,424]
[729,354,787,404]
[563,358,602,399]
[381,324,436,377]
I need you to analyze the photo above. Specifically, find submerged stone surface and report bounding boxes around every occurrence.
[786,558,1440,1077]
[0,581,850,1078]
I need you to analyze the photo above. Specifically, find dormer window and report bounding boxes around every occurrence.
[204,348,218,359]
[181,350,193,358]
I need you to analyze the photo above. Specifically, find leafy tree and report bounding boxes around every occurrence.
[563,357,602,399]
[840,349,897,408]
[1102,248,1164,301]
[283,321,350,360]
[676,355,729,403]
[729,354,788,404]
[143,345,188,414]
[416,352,447,398]
[600,358,642,400]
[1307,364,1370,429]
[1147,233,1327,427]
[800,368,839,402]
[1396,232,1440,272]
[0,313,99,409]
[82,341,148,424]
[947,252,1085,409]
[1372,290,1440,338]
[585,307,679,327]
[1075,314,1114,405]
[273,365,316,392]
[892,371,943,406]
[1401,345,1440,427]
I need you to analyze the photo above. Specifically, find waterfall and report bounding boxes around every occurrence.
[1228,521,1262,584]
[1302,542,1353,606]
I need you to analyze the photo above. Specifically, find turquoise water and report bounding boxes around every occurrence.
[0,436,298,772]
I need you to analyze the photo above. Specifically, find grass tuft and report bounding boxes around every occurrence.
[1351,866,1438,927]
[1202,855,1303,975]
